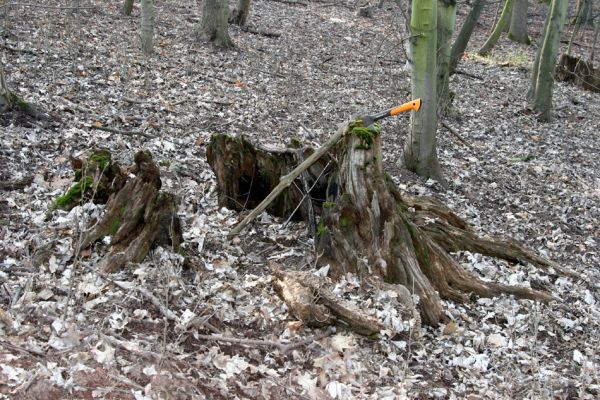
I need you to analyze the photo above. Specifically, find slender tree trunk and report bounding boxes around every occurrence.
[140,0,154,54]
[403,0,443,183]
[199,0,233,48]
[0,61,12,112]
[449,0,486,73]
[231,0,250,26]
[478,0,515,56]
[530,0,568,121]
[123,0,134,15]
[527,3,550,100]
[508,0,530,44]
[573,0,593,26]
[591,17,599,62]
[437,0,457,113]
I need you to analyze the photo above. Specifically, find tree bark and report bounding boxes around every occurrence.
[508,0,530,44]
[437,0,457,113]
[403,0,444,183]
[122,0,134,16]
[478,0,514,56]
[573,0,593,26]
[449,0,486,74]
[530,0,568,121]
[199,0,234,48]
[140,0,154,54]
[230,0,251,26]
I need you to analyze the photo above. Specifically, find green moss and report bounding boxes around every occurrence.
[323,201,336,208]
[339,215,354,227]
[349,123,381,151]
[159,159,171,168]
[89,150,111,170]
[74,168,82,181]
[54,176,94,209]
[288,137,302,148]
[109,217,121,235]
[316,219,328,238]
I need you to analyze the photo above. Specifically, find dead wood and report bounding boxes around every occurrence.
[271,262,384,335]
[82,150,183,273]
[555,54,600,93]
[210,122,566,328]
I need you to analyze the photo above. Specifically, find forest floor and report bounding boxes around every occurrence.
[1,0,599,399]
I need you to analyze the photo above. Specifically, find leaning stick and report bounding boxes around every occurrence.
[228,122,349,238]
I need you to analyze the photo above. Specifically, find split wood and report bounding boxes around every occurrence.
[228,122,348,237]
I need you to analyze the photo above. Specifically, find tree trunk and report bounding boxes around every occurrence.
[437,0,457,113]
[208,128,565,328]
[573,0,593,26]
[508,0,530,44]
[530,0,568,121]
[0,61,12,113]
[449,0,486,74]
[123,0,134,16]
[478,0,514,56]
[199,0,234,48]
[230,0,251,26]
[403,0,443,183]
[0,61,46,120]
[140,0,154,54]
[591,17,599,62]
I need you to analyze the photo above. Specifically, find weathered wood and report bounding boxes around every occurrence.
[221,124,344,237]
[555,54,600,93]
[82,151,182,272]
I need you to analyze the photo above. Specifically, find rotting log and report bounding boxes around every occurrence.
[81,150,183,272]
[209,123,569,329]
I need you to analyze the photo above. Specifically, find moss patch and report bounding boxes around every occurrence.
[88,150,111,170]
[54,176,94,209]
[349,121,381,150]
[316,218,328,238]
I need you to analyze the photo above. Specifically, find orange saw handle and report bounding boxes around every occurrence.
[390,98,422,116]
[366,98,422,124]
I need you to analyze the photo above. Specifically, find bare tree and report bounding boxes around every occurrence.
[508,0,530,44]
[199,0,234,48]
[528,0,568,121]
[402,0,443,183]
[230,0,251,26]
[123,0,134,16]
[478,0,514,56]
[140,0,154,54]
[450,0,486,73]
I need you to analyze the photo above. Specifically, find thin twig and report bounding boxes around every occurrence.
[89,125,156,139]
[195,327,334,353]
[454,69,484,80]
[441,121,475,150]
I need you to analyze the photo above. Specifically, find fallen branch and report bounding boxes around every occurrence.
[194,327,334,353]
[89,125,156,139]
[241,26,281,38]
[228,122,348,237]
[454,69,484,80]
[0,176,33,191]
[441,121,474,150]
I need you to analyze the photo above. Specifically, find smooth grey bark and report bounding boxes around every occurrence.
[403,0,444,183]
[449,0,486,73]
[231,0,250,26]
[199,0,233,48]
[437,0,457,113]
[140,0,154,54]
[529,0,568,121]
[123,0,134,16]
[508,0,530,44]
[478,0,514,56]
[591,17,599,62]
[0,61,11,112]
[573,0,593,26]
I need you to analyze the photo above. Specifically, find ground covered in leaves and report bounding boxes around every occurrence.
[1,0,599,399]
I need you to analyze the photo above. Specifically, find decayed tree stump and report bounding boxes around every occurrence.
[81,150,183,272]
[209,124,569,328]
[555,54,600,93]
[207,134,331,222]
[53,149,127,211]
